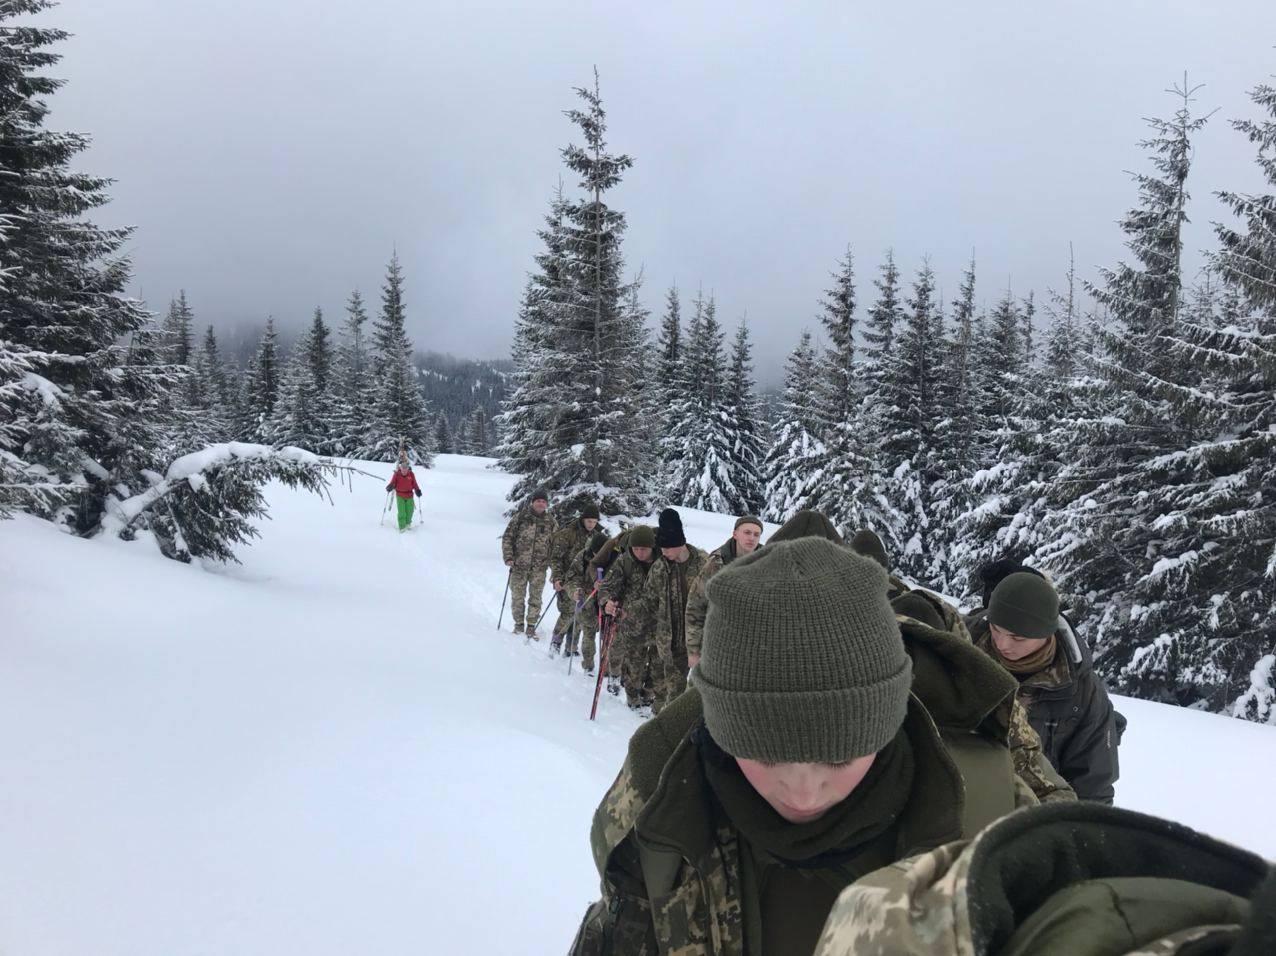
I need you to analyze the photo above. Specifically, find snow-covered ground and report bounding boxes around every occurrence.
[2,454,1273,955]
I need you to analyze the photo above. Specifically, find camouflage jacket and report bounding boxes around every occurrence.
[569,688,1033,956]
[968,610,1120,803]
[814,801,1273,956]
[551,519,597,588]
[570,533,611,597]
[627,545,710,666]
[500,506,557,570]
[599,548,653,610]
[685,540,741,659]
[893,588,1075,805]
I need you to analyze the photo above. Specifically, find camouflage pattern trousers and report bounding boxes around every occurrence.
[649,650,690,715]
[508,565,547,632]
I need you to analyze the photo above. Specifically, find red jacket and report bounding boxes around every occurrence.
[387,469,421,499]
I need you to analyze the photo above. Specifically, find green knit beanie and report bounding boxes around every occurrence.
[734,515,764,532]
[628,524,656,549]
[989,572,1059,640]
[768,509,844,545]
[848,528,889,570]
[580,502,601,520]
[692,538,912,764]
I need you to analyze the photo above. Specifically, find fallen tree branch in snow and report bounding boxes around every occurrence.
[101,443,377,563]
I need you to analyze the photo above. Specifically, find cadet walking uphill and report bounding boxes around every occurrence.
[500,488,558,638]
[600,524,658,708]
[385,453,423,531]
[685,514,763,668]
[569,538,1032,956]
[625,508,709,713]
[550,502,604,655]
[967,569,1122,803]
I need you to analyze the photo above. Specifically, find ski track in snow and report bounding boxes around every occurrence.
[2,454,1274,955]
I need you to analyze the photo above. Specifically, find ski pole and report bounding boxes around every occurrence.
[497,567,512,630]
[380,491,392,526]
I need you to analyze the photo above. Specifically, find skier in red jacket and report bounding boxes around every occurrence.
[386,456,422,531]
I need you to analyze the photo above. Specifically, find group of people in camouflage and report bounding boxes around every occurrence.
[497,496,1274,956]
[501,493,767,712]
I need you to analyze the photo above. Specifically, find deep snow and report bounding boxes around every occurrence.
[1,454,1273,955]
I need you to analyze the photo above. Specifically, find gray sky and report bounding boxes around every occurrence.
[39,0,1276,384]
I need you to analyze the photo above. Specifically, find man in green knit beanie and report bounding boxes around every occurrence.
[569,538,1032,956]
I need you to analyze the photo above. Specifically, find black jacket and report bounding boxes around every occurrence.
[968,610,1123,803]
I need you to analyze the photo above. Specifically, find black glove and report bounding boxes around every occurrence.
[414,490,422,498]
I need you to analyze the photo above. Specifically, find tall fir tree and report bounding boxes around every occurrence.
[725,317,766,514]
[190,325,233,443]
[928,256,984,591]
[664,294,742,513]
[851,252,905,539]
[495,188,574,502]
[0,2,180,531]
[269,307,339,452]
[1038,79,1212,705]
[238,319,282,443]
[761,332,826,522]
[162,290,195,367]
[547,70,647,511]
[334,288,374,456]
[807,247,874,533]
[365,253,434,463]
[878,261,942,578]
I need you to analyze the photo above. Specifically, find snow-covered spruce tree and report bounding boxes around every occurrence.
[653,285,682,475]
[434,413,455,454]
[1113,72,1276,722]
[927,256,984,592]
[268,307,339,453]
[237,319,282,443]
[851,251,906,541]
[161,290,196,368]
[537,71,648,513]
[333,288,375,457]
[806,247,874,533]
[364,253,434,464]
[494,185,574,503]
[950,248,1089,599]
[659,287,703,502]
[664,294,742,513]
[1020,290,1037,368]
[621,276,660,495]
[0,2,179,532]
[761,331,825,522]
[1036,80,1213,706]
[656,285,681,401]
[725,317,766,515]
[877,261,942,579]
[462,405,490,455]
[187,325,233,445]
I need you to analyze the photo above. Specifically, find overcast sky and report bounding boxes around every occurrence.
[37,0,1276,384]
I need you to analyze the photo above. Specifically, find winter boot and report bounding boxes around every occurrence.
[527,628,540,641]
[512,625,524,636]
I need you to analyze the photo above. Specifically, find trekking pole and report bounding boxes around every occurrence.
[532,591,554,634]
[591,610,618,721]
[380,491,392,526]
[496,568,512,630]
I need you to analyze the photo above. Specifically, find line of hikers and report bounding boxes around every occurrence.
[499,491,1272,955]
[500,491,1120,802]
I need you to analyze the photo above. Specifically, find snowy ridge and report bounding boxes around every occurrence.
[2,454,1273,955]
